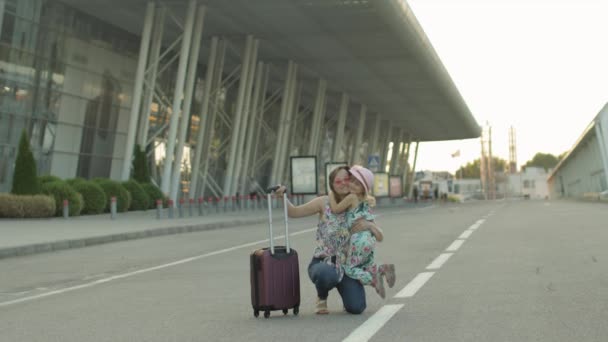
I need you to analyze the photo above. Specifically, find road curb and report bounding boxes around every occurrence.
[0,218,267,261]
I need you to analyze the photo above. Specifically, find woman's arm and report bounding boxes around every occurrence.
[350,219,384,242]
[275,186,324,218]
[329,192,357,213]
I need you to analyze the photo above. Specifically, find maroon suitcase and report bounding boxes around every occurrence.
[250,189,300,318]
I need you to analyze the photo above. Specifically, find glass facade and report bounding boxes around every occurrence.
[0,0,142,191]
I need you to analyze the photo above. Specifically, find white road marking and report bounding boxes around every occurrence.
[394,272,435,298]
[342,304,404,342]
[446,239,465,252]
[459,230,474,239]
[426,253,453,270]
[0,227,317,308]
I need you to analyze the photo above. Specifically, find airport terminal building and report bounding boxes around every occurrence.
[0,0,480,200]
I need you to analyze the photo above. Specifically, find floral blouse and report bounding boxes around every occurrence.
[312,198,351,281]
[345,201,376,229]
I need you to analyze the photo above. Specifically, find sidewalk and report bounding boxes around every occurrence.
[0,205,274,260]
[0,199,433,260]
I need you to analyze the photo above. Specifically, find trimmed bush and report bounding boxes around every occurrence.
[11,130,40,195]
[0,194,55,218]
[132,144,150,184]
[40,181,83,216]
[68,179,107,215]
[141,183,166,209]
[93,179,130,212]
[39,175,62,184]
[122,180,150,211]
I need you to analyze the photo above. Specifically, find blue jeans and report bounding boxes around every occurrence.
[308,258,366,314]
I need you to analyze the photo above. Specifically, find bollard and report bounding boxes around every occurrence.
[224,196,229,212]
[215,197,220,213]
[232,196,237,212]
[110,196,117,220]
[168,199,174,219]
[240,195,245,211]
[198,197,204,216]
[208,197,214,215]
[156,199,162,219]
[63,199,69,219]
[189,198,194,217]
[179,198,185,218]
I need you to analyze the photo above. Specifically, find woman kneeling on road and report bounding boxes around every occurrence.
[275,166,383,314]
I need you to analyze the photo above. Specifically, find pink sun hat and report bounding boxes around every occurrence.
[349,165,374,195]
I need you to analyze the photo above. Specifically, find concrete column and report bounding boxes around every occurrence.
[169,5,206,201]
[199,40,226,198]
[160,0,197,195]
[270,61,295,185]
[408,141,420,196]
[121,2,155,181]
[0,0,6,42]
[308,79,327,155]
[277,65,299,184]
[239,61,265,195]
[231,39,259,194]
[352,105,367,164]
[222,35,254,196]
[369,114,382,159]
[314,94,328,156]
[189,37,218,199]
[390,128,404,174]
[249,64,270,182]
[380,122,392,171]
[402,136,412,192]
[595,122,608,189]
[139,7,166,148]
[332,93,349,161]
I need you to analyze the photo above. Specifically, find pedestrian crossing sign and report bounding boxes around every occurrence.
[368,155,381,172]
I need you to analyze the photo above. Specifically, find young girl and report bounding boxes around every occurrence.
[329,165,396,299]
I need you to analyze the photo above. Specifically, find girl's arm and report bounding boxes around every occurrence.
[275,186,324,218]
[351,219,384,242]
[329,192,357,213]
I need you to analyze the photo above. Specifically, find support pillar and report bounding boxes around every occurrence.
[189,37,218,199]
[138,7,166,148]
[222,35,254,196]
[232,40,259,195]
[408,141,420,196]
[249,64,270,183]
[332,93,349,161]
[380,122,392,172]
[351,105,367,165]
[170,5,206,201]
[199,39,226,198]
[276,65,299,184]
[270,61,295,185]
[239,61,265,195]
[368,114,382,162]
[121,2,155,181]
[402,136,412,193]
[160,0,197,195]
[390,128,404,175]
[0,0,6,40]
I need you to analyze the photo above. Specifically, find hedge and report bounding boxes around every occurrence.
[68,179,107,215]
[40,181,83,216]
[11,130,40,195]
[140,183,166,209]
[39,175,62,184]
[121,180,150,211]
[93,179,130,212]
[0,194,55,218]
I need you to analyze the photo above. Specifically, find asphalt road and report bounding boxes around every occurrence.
[1,200,607,342]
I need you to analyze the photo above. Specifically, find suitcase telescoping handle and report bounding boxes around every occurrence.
[266,186,290,255]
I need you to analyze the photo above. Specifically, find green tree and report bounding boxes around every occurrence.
[456,157,508,179]
[132,144,150,184]
[523,153,559,171]
[11,130,41,195]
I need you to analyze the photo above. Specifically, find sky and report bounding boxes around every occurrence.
[405,0,608,174]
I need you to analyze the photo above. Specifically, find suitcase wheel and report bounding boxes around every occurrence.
[264,311,271,319]
[282,309,288,315]
[253,309,259,318]
[293,306,299,316]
